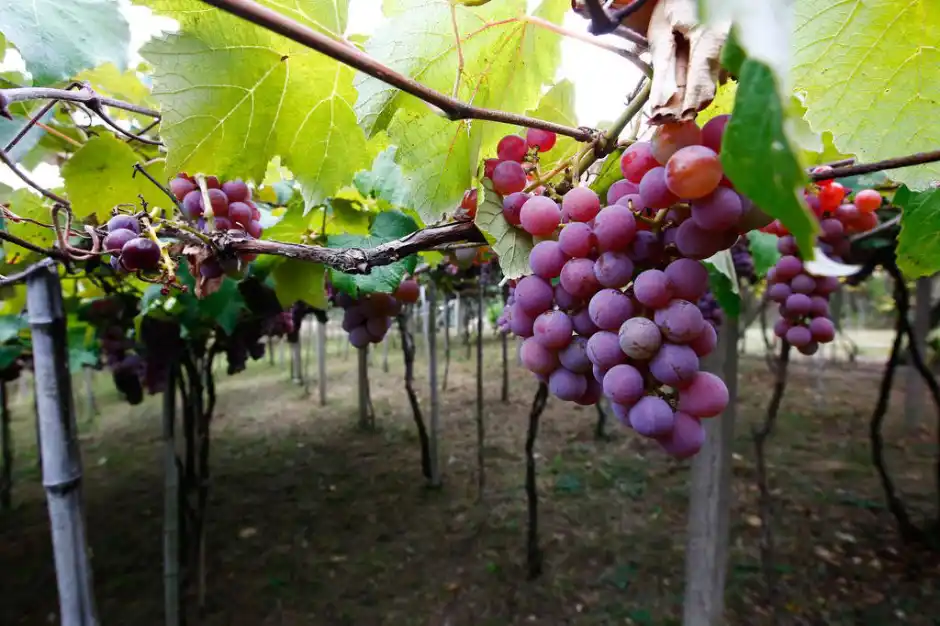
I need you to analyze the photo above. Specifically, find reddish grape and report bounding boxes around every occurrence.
[653,299,705,344]
[620,142,659,183]
[204,175,221,189]
[558,222,594,258]
[249,201,261,220]
[586,331,627,369]
[777,235,798,256]
[651,121,703,164]
[221,179,250,202]
[509,304,535,337]
[460,188,479,218]
[571,307,599,337]
[659,412,704,459]
[817,182,846,213]
[519,337,558,375]
[229,202,253,228]
[246,220,263,238]
[554,284,581,311]
[809,316,835,342]
[181,190,204,219]
[559,336,592,374]
[785,293,812,316]
[502,192,528,226]
[852,211,878,232]
[639,166,679,209]
[650,343,698,387]
[107,214,140,234]
[526,129,557,152]
[835,203,859,224]
[484,158,500,179]
[820,217,844,240]
[562,186,601,222]
[809,296,829,317]
[633,269,673,309]
[103,228,136,252]
[497,135,528,162]
[785,325,812,348]
[395,279,420,303]
[121,237,161,271]
[798,341,819,356]
[593,204,637,252]
[701,115,729,153]
[593,251,634,288]
[520,195,561,236]
[214,217,233,230]
[588,288,634,331]
[170,177,196,201]
[688,322,717,357]
[628,396,676,437]
[678,371,728,418]
[664,258,708,301]
[560,258,601,300]
[690,187,743,231]
[602,364,644,405]
[664,145,722,199]
[515,275,554,316]
[533,310,573,349]
[854,189,881,214]
[575,378,603,406]
[492,161,527,196]
[549,368,588,401]
[773,318,792,338]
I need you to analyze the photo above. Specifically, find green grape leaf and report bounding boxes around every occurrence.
[419,250,445,267]
[704,249,739,296]
[0,345,22,371]
[0,314,27,344]
[271,259,327,308]
[720,28,745,76]
[792,0,940,190]
[524,80,579,175]
[704,257,741,318]
[721,60,817,256]
[353,146,409,206]
[0,0,130,85]
[589,147,626,203]
[328,210,419,295]
[4,189,56,249]
[474,180,532,280]
[0,112,51,164]
[696,80,736,126]
[60,136,162,220]
[895,186,940,278]
[262,205,311,242]
[75,63,152,104]
[745,230,780,279]
[198,277,246,335]
[143,1,367,209]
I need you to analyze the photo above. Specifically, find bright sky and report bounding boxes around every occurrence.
[1,0,643,190]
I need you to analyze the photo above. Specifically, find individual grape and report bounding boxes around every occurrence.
[820,218,844,240]
[638,166,679,209]
[589,289,634,331]
[594,251,634,288]
[602,364,645,405]
[221,179,250,202]
[620,142,659,183]
[809,316,835,342]
[688,320,717,357]
[246,220,263,239]
[121,237,161,271]
[678,371,728,418]
[169,177,196,201]
[559,336,592,374]
[204,175,221,189]
[497,135,528,162]
[835,203,859,224]
[394,279,420,303]
[852,211,878,232]
[664,258,708,301]
[629,396,676,437]
[554,284,580,311]
[854,189,881,214]
[526,129,557,153]
[701,114,730,153]
[103,228,137,252]
[563,186,601,222]
[633,269,673,309]
[229,202,253,228]
[558,222,594,258]
[785,325,812,348]
[651,121,703,164]
[492,161,527,195]
[790,274,816,294]
[509,304,535,337]
[549,368,588,401]
[607,179,639,205]
[107,214,140,234]
[593,364,607,384]
[560,258,601,300]
[650,343,699,388]
[775,256,804,282]
[484,158,501,179]
[533,310,573,349]
[665,146,722,199]
[529,240,568,279]
[204,188,229,215]
[784,293,812,317]
[515,275,554,316]
[809,296,829,317]
[502,192,528,226]
[654,299,705,344]
[798,341,819,356]
[214,217,233,231]
[571,307,599,337]
[659,412,704,459]
[349,326,371,349]
[618,317,661,360]
[342,305,367,332]
[593,205,637,252]
[586,331,628,369]
[675,220,731,260]
[773,318,791,338]
[690,187,743,231]
[520,196,561,236]
[520,337,559,375]
[575,377,603,406]
[366,316,392,341]
[777,235,798,256]
[628,230,664,265]
[180,190,205,219]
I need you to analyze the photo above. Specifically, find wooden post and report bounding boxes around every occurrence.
[905,276,932,427]
[162,364,180,626]
[317,320,327,406]
[0,381,11,510]
[427,282,441,487]
[475,276,485,498]
[357,347,371,429]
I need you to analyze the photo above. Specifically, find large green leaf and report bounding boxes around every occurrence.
[143,0,366,208]
[792,0,940,190]
[524,80,579,176]
[895,186,940,278]
[0,0,130,85]
[721,60,817,257]
[60,136,162,220]
[328,211,419,295]
[704,251,740,318]
[474,179,531,280]
[272,260,327,308]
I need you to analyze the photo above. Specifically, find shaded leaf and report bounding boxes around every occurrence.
[746,230,780,279]
[589,147,626,204]
[272,260,327,308]
[895,186,940,278]
[328,211,419,295]
[474,179,531,280]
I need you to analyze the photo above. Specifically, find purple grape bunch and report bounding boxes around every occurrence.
[730,238,755,283]
[103,214,161,273]
[336,278,420,349]
[767,250,838,356]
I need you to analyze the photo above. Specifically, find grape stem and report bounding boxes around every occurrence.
[195,175,217,232]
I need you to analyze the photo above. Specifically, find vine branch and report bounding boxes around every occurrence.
[811,149,940,182]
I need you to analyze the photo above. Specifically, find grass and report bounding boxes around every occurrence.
[0,334,938,625]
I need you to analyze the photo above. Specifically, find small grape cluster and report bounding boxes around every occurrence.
[337,278,419,349]
[730,238,755,283]
[261,310,295,337]
[697,290,723,329]
[496,284,516,334]
[103,214,161,273]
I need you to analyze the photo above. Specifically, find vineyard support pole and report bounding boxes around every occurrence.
[905,276,932,428]
[317,320,327,405]
[682,315,738,626]
[0,381,11,510]
[382,332,390,373]
[357,347,372,429]
[427,282,441,487]
[163,363,181,626]
[475,274,485,499]
[291,339,303,385]
[501,285,509,403]
[27,262,99,626]
[525,382,548,579]
[443,293,451,391]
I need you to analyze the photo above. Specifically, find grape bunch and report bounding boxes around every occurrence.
[697,290,723,329]
[103,214,161,273]
[730,238,755,283]
[496,283,516,334]
[337,278,419,349]
[261,310,295,337]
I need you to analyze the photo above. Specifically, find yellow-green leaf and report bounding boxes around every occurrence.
[272,260,327,308]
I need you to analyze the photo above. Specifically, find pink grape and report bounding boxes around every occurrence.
[520,337,559,375]
[688,322,717,357]
[515,275,554,316]
[169,177,196,201]
[588,289,634,331]
[349,326,372,349]
[229,202,253,228]
[701,114,729,153]
[560,258,601,300]
[497,135,527,162]
[529,240,568,279]
[620,142,659,183]
[593,205,637,252]
[785,293,812,317]
[221,179,250,202]
[562,186,601,222]
[558,222,594,258]
[526,129,557,152]
[678,371,728,417]
[664,258,708,301]
[654,299,705,344]
[520,196,561,236]
[554,284,580,310]
[559,336,592,374]
[675,220,734,260]
[607,179,639,205]
[214,217,232,231]
[549,368,587,401]
[767,283,792,303]
[107,214,140,233]
[586,331,627,369]
[633,269,673,309]
[602,364,645,405]
[809,316,835,342]
[639,166,679,209]
[790,274,816,294]
[182,190,204,219]
[204,175,221,189]
[628,396,676,437]
[502,192,528,226]
[820,218,844,240]
[814,276,840,296]
[246,220,263,238]
[775,256,803,281]
[785,325,812,348]
[690,187,743,231]
[651,121,703,164]
[777,235,797,255]
[533,310,573,349]
[508,303,535,337]
[650,343,699,387]
[571,307,599,337]
[103,228,136,252]
[618,317,662,360]
[658,412,704,458]
[665,145,722,199]
[809,296,830,317]
[594,251,635,288]
[773,318,792,338]
[835,203,858,223]
[798,341,819,356]
[492,161,527,195]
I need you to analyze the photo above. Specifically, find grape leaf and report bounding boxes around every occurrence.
[746,230,780,279]
[272,260,327,308]
[0,0,130,85]
[353,146,409,206]
[0,345,22,371]
[895,186,940,278]
[474,180,532,280]
[721,60,817,257]
[75,63,152,105]
[328,210,419,295]
[696,80,736,126]
[143,1,367,209]
[4,189,56,249]
[60,136,162,220]
[524,80,579,176]
[0,111,52,163]
[704,254,740,318]
[589,147,626,204]
[0,314,27,344]
[792,0,940,190]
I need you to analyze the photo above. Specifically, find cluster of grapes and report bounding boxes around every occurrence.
[697,290,723,329]
[496,284,516,334]
[261,310,295,337]
[103,214,161,273]
[765,181,883,355]
[730,238,755,283]
[337,278,420,349]
[168,173,264,276]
